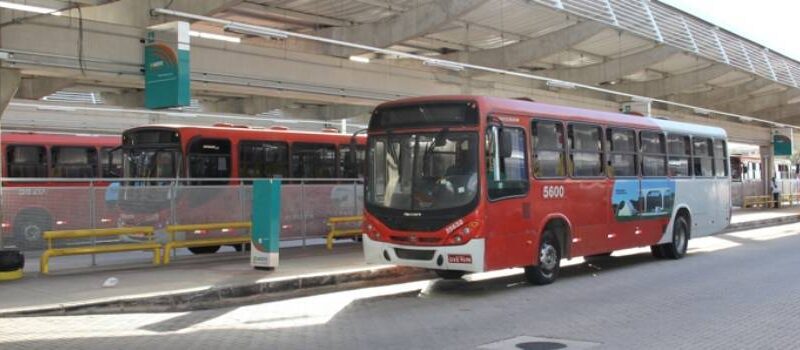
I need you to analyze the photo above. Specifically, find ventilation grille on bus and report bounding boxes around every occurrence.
[394,248,435,261]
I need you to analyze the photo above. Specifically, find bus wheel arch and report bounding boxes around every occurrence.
[541,217,571,260]
[652,208,691,260]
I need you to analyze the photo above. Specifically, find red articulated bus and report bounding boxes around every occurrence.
[363,96,730,284]
[118,123,367,254]
[1,131,122,249]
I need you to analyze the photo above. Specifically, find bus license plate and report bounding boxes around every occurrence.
[448,254,472,264]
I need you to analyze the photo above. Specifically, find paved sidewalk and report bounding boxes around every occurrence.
[0,243,407,315]
[0,206,797,316]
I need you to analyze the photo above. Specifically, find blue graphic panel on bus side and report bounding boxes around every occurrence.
[611,179,640,221]
[611,179,675,221]
[640,179,675,219]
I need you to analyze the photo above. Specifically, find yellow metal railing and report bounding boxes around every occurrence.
[162,221,251,264]
[40,226,160,274]
[325,215,363,250]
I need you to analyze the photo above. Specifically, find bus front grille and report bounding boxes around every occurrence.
[394,248,435,261]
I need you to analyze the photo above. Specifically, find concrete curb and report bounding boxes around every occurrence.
[3,214,797,317]
[0,265,434,317]
[722,214,800,233]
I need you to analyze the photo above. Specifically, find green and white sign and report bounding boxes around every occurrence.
[144,21,190,109]
[773,128,793,157]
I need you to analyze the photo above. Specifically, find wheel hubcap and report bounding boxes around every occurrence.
[540,243,558,271]
[23,225,41,242]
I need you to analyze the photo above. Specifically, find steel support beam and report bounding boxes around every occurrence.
[612,65,733,97]
[316,0,486,57]
[718,90,800,116]
[57,0,244,27]
[441,21,605,70]
[541,46,681,85]
[668,79,774,108]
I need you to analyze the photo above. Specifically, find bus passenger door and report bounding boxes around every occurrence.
[483,126,534,270]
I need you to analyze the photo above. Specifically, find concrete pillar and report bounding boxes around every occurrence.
[0,68,22,119]
[760,145,773,196]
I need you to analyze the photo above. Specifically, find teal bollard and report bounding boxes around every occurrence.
[251,179,282,270]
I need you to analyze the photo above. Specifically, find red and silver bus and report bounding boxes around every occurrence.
[1,131,122,249]
[362,96,731,284]
[118,123,366,253]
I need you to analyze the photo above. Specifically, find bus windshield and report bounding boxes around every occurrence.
[124,149,180,179]
[367,131,478,211]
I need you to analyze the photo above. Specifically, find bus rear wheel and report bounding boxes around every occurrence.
[524,230,561,285]
[434,269,466,280]
[651,215,689,260]
[188,245,221,254]
[662,216,689,259]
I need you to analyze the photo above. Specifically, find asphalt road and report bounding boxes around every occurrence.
[2,223,800,350]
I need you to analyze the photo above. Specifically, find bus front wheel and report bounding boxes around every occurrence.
[525,230,561,285]
[188,245,221,254]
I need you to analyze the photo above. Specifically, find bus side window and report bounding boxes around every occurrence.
[101,147,123,178]
[486,126,528,199]
[640,132,666,177]
[52,146,97,178]
[666,134,691,177]
[713,139,728,177]
[291,143,336,178]
[188,138,231,184]
[339,144,365,178]
[568,124,603,177]
[7,145,48,178]
[239,141,289,178]
[692,137,713,177]
[607,128,637,177]
[531,120,565,178]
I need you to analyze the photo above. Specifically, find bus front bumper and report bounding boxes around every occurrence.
[363,235,485,272]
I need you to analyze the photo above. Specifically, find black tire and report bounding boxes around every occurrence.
[12,211,52,251]
[233,243,251,252]
[188,245,221,254]
[524,230,561,285]
[584,252,613,263]
[434,269,466,280]
[0,250,24,272]
[661,216,690,259]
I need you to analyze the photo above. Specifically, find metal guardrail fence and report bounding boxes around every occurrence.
[0,178,363,255]
[533,0,800,88]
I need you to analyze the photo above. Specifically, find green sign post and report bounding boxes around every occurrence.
[144,21,190,109]
[251,179,282,269]
[772,134,792,156]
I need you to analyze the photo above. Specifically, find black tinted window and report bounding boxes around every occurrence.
[7,145,47,177]
[188,138,231,183]
[239,141,288,178]
[291,143,336,178]
[52,147,97,178]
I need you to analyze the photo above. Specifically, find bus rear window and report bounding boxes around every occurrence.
[369,102,479,130]
[7,145,47,178]
[52,146,97,178]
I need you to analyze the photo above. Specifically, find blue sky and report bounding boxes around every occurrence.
[659,0,799,61]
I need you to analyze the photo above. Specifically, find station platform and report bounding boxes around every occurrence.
[0,206,797,316]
